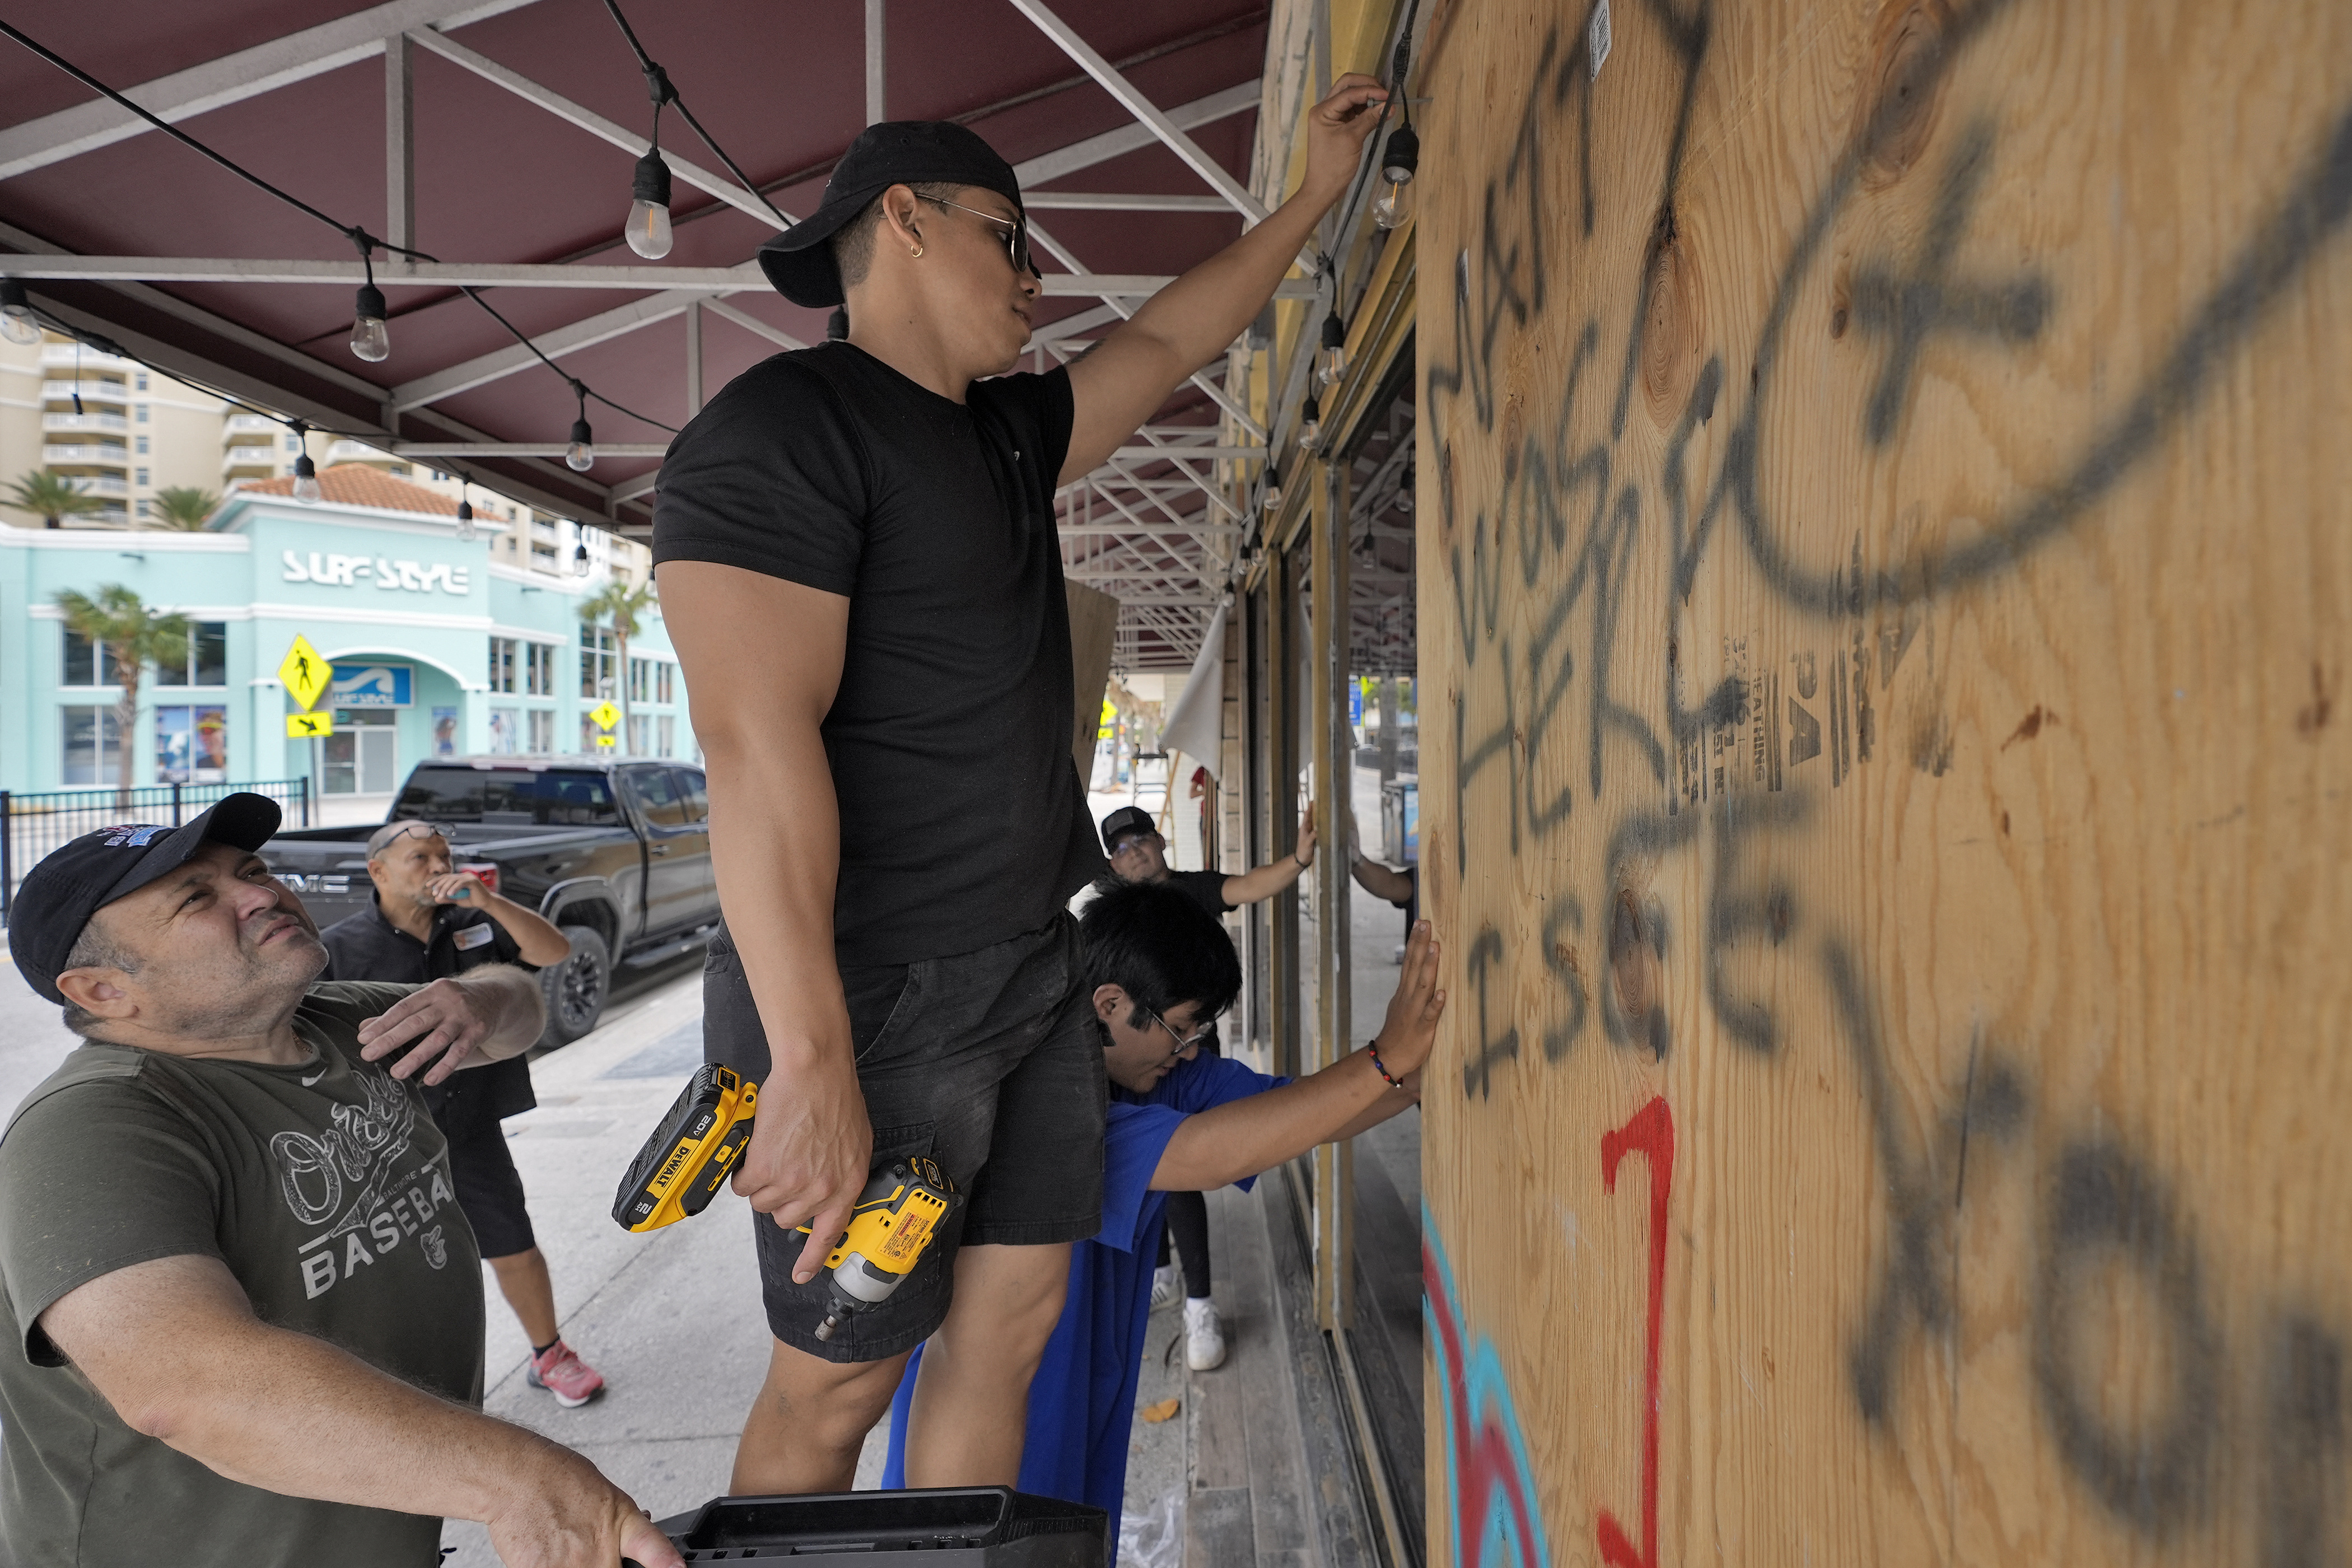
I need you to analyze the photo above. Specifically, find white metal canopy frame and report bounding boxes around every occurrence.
[0,0,1409,671]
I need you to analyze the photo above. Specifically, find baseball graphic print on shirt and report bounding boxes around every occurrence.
[270,1057,461,1299]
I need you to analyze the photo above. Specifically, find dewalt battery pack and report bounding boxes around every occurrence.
[612,1064,758,1233]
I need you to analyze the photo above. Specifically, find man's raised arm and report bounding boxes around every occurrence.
[41,1255,681,1568]
[1057,74,1390,486]
[659,561,873,1283]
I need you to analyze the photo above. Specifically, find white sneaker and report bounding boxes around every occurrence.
[1150,1263,1182,1310]
[1184,1296,1226,1371]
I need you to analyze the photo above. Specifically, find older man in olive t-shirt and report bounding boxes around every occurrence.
[0,796,680,1568]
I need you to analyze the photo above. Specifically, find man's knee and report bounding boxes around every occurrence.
[940,1243,1071,1360]
[752,1338,909,1446]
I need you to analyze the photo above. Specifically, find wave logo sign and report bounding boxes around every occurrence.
[1426,1211,1552,1568]
[329,662,412,708]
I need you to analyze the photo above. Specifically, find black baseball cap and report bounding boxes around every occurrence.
[7,792,283,1006]
[759,120,1025,308]
[1100,806,1159,855]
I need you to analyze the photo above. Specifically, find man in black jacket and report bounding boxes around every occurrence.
[320,820,605,1408]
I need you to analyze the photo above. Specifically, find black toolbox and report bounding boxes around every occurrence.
[640,1486,1107,1565]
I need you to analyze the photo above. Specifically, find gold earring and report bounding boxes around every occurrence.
[909,244,924,258]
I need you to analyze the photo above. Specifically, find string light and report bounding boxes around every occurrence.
[627,149,675,259]
[1298,394,1323,454]
[0,278,39,346]
[572,540,592,577]
[1315,310,1349,389]
[1263,477,1283,515]
[455,497,477,542]
[566,382,596,472]
[350,280,390,362]
[290,422,321,503]
[1373,123,1417,230]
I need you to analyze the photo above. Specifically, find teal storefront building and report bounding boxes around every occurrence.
[0,483,690,812]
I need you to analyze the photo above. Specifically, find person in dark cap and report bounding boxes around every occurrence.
[0,797,680,1568]
[652,75,1392,1496]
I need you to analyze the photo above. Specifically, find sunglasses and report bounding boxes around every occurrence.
[923,195,1037,279]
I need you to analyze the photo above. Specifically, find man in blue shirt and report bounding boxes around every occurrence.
[883,880,1444,1534]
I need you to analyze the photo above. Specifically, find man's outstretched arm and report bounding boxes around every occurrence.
[1057,74,1390,486]
[1221,802,1318,907]
[42,1255,682,1568]
[1152,921,1442,1192]
[658,560,871,1282]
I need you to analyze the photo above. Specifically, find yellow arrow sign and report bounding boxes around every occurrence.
[590,701,621,731]
[278,634,332,711]
[595,734,617,749]
[286,710,335,739]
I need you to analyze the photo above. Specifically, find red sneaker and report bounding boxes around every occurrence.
[525,1340,606,1408]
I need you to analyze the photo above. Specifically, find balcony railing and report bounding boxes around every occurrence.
[40,346,135,371]
[221,447,278,474]
[63,474,128,497]
[325,440,393,463]
[43,410,129,433]
[39,380,128,402]
[40,444,128,465]
[223,413,279,436]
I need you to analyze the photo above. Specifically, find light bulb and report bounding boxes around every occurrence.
[455,498,477,542]
[1263,482,1282,514]
[1315,310,1349,389]
[1374,125,1418,232]
[292,454,321,504]
[1298,394,1323,454]
[572,542,591,577]
[1373,183,1407,230]
[626,152,674,260]
[349,282,389,362]
[0,279,38,346]
[566,416,595,472]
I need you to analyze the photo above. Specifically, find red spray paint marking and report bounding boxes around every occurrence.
[1425,1240,1546,1566]
[1597,1095,1675,1568]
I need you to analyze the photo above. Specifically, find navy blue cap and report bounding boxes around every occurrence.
[7,792,282,1005]
[759,120,1024,308]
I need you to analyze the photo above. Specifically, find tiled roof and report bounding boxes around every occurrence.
[238,464,460,517]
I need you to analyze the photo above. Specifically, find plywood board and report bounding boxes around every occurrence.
[1066,580,1118,780]
[1413,1,2352,1564]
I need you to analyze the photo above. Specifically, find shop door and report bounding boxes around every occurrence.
[324,716,398,796]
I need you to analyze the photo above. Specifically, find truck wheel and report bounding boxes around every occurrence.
[539,925,611,1048]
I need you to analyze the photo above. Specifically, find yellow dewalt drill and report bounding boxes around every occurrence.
[612,1066,960,1339]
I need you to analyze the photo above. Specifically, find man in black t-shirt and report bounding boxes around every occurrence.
[1098,802,1319,920]
[320,821,607,1410]
[653,80,1392,1496]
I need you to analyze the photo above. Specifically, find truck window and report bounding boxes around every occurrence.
[674,768,710,824]
[627,767,691,828]
[394,767,620,826]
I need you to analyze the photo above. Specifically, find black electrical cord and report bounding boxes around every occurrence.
[600,0,791,228]
[0,17,676,436]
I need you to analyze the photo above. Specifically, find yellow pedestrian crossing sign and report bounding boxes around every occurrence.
[286,711,334,739]
[590,701,621,731]
[278,634,332,711]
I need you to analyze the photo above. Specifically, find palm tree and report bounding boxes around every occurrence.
[53,585,189,805]
[6,471,106,529]
[579,578,657,752]
[149,486,220,530]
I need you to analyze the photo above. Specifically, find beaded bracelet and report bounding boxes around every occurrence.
[1365,1042,1408,1090]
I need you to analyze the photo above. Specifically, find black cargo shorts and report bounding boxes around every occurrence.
[701,912,1107,1362]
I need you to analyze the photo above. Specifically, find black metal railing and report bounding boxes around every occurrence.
[1,777,310,925]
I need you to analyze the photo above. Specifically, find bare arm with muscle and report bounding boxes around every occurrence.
[1057,75,1390,485]
[656,560,870,1283]
[40,1255,681,1568]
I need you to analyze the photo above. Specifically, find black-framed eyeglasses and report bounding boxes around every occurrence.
[923,195,1037,279]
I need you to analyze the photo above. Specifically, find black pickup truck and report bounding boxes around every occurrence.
[263,757,722,1044]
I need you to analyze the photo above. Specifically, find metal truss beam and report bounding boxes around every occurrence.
[404,28,789,228]
[389,288,708,410]
[1009,81,1257,189]
[0,256,1318,298]
[1023,192,1231,211]
[0,0,541,183]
